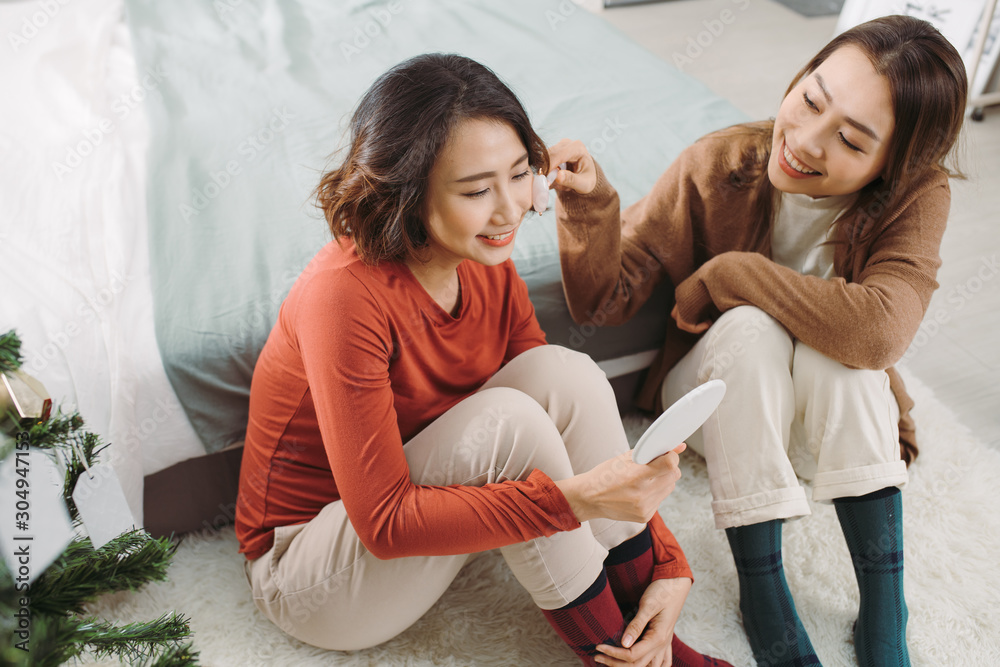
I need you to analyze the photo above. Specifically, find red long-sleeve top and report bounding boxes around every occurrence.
[235,239,691,583]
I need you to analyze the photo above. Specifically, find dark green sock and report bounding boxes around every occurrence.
[725,520,819,666]
[835,487,911,667]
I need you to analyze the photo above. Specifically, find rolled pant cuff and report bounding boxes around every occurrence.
[811,461,908,502]
[710,487,811,530]
[522,530,609,611]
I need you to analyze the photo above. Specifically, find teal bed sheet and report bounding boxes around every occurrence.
[124,0,747,452]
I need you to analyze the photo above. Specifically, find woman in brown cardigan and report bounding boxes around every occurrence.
[545,16,966,667]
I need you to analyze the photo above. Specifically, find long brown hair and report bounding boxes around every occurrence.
[737,15,967,267]
[315,53,549,265]
[728,15,967,465]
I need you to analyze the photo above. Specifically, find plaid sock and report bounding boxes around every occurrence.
[607,528,734,667]
[542,569,623,666]
[671,635,736,667]
[725,520,820,667]
[605,526,654,612]
[835,487,911,667]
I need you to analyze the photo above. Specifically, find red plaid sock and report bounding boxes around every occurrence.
[542,570,624,666]
[605,526,654,612]
[672,635,736,667]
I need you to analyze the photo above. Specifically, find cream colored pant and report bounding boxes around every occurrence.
[245,345,644,651]
[662,306,906,530]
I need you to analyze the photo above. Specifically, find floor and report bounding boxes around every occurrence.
[584,0,1000,450]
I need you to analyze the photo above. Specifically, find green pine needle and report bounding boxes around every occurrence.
[1,552,197,666]
[19,410,107,521]
[2,613,89,667]
[22,409,87,451]
[59,431,108,521]
[141,641,200,667]
[0,329,22,374]
[77,613,192,663]
[0,333,199,665]
[29,530,178,617]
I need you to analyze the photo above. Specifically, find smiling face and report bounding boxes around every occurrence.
[418,117,533,274]
[769,45,895,198]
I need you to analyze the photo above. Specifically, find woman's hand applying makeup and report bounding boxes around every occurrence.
[545,138,598,196]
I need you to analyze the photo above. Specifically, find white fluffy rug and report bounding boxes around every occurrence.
[78,368,1000,666]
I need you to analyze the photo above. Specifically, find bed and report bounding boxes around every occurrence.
[1,0,745,534]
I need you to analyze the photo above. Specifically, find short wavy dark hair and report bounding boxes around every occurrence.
[315,53,549,265]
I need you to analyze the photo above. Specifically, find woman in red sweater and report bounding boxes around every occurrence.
[550,16,966,667]
[235,53,730,667]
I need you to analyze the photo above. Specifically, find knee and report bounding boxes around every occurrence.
[793,342,845,377]
[459,387,570,480]
[476,386,551,429]
[792,343,883,392]
[509,344,608,390]
[704,306,792,375]
[455,387,548,453]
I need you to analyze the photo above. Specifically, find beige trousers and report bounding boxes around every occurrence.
[245,345,644,650]
[662,306,906,530]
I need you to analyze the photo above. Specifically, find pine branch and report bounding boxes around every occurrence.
[77,613,192,664]
[141,641,200,667]
[29,530,177,616]
[22,410,86,451]
[1,613,87,667]
[0,332,198,665]
[60,431,108,521]
[1,612,197,667]
[2,548,198,666]
[19,410,107,521]
[0,329,22,374]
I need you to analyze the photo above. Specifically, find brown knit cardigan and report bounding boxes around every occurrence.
[556,123,951,461]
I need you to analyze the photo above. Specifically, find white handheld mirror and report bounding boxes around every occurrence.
[631,379,727,465]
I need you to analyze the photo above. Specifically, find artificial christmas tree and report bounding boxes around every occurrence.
[0,329,199,666]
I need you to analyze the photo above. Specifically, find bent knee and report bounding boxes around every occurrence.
[466,386,570,476]
[475,386,550,427]
[508,344,607,386]
[704,306,792,373]
[792,342,882,385]
[711,306,787,342]
[463,387,553,453]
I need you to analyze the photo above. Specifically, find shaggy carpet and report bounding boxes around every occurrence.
[79,368,1000,666]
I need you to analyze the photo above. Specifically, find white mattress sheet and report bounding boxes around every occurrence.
[0,0,207,524]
